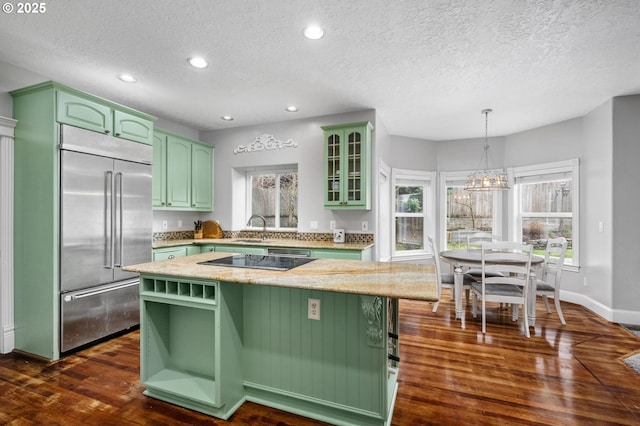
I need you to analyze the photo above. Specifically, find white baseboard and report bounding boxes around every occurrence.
[1,324,15,354]
[561,290,640,325]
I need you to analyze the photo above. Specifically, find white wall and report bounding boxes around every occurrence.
[581,101,614,311]
[612,96,640,314]
[200,110,376,234]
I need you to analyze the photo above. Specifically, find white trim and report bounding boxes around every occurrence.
[0,116,17,354]
[391,169,436,257]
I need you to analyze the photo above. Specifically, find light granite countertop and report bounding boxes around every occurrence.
[152,237,373,251]
[124,251,437,301]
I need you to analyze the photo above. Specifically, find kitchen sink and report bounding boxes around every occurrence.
[233,239,271,244]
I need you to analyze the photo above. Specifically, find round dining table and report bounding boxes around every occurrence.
[439,249,545,329]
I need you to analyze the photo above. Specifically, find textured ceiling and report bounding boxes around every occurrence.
[0,0,639,140]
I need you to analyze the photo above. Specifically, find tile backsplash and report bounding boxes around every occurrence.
[153,230,374,245]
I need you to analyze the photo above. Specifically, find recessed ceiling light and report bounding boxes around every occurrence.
[188,57,208,69]
[221,115,234,121]
[303,25,324,40]
[117,73,137,83]
[285,105,299,112]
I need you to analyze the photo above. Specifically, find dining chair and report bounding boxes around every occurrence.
[427,236,476,313]
[535,237,569,325]
[466,232,504,279]
[471,241,533,337]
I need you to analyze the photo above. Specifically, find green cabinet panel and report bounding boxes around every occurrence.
[153,246,188,261]
[192,143,214,210]
[57,90,112,134]
[152,245,201,261]
[310,248,363,260]
[154,129,213,211]
[152,133,167,207]
[56,88,154,144]
[322,121,373,210]
[214,245,267,255]
[186,245,202,256]
[114,110,153,144]
[166,136,192,208]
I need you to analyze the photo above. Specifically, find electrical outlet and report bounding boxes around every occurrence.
[329,220,336,230]
[361,221,369,231]
[178,220,183,228]
[162,220,168,229]
[308,298,320,320]
[310,221,318,230]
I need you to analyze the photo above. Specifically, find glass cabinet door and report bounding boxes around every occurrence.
[322,122,372,210]
[326,132,341,204]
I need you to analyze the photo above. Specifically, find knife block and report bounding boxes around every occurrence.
[194,228,203,239]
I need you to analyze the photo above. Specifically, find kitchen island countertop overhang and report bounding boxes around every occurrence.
[123,251,437,301]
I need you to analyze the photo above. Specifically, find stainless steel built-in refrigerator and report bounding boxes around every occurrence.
[59,124,152,353]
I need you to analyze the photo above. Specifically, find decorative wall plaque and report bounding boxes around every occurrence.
[234,133,298,154]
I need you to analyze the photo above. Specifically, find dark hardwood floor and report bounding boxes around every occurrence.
[1,291,639,425]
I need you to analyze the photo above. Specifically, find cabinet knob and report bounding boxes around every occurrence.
[161,202,165,206]
[168,255,175,259]
[167,202,172,206]
[115,132,121,137]
[104,129,110,134]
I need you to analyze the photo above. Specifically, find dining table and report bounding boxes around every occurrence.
[439,248,545,329]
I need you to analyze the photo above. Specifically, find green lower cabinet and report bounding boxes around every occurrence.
[310,248,370,260]
[139,275,398,425]
[213,245,267,255]
[152,245,200,261]
[140,277,244,419]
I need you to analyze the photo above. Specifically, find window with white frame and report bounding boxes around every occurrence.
[246,168,298,229]
[440,172,503,250]
[392,169,435,257]
[509,159,579,266]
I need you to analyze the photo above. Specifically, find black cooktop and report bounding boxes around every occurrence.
[198,254,317,271]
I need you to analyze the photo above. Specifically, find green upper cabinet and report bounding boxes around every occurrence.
[114,110,153,144]
[56,86,154,144]
[166,135,192,208]
[191,143,214,209]
[322,121,373,210]
[154,129,213,211]
[152,133,167,207]
[56,90,112,134]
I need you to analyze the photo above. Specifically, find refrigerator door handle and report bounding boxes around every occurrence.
[63,279,139,301]
[115,172,123,267]
[105,171,114,269]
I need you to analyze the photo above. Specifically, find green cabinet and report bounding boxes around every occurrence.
[212,245,267,255]
[152,245,201,261]
[322,121,373,210]
[56,88,153,144]
[310,248,370,260]
[140,277,244,419]
[153,129,213,211]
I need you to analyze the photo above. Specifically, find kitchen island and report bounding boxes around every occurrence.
[124,252,437,426]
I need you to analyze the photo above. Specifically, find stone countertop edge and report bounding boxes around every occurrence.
[125,252,437,302]
[152,238,374,251]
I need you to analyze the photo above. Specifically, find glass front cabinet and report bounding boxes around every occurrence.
[322,121,373,210]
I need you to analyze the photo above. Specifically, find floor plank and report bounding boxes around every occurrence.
[0,291,638,425]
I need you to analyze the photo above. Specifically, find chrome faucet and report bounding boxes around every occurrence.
[246,214,267,240]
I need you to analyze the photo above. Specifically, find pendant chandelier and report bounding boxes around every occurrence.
[464,109,510,191]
